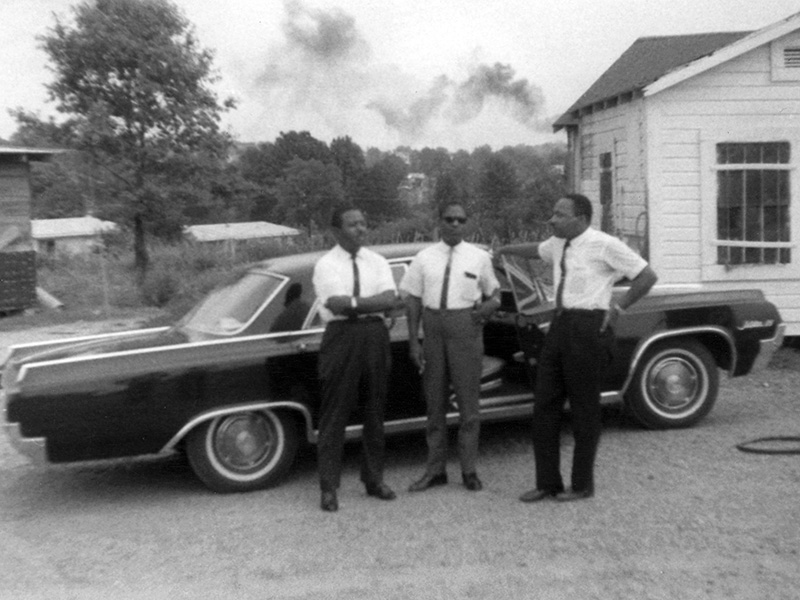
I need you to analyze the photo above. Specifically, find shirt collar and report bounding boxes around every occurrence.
[334,244,361,259]
[438,240,463,253]
[567,227,592,247]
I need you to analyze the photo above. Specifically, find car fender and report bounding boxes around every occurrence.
[160,400,315,453]
[618,326,736,398]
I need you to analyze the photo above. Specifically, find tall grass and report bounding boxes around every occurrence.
[4,221,553,330]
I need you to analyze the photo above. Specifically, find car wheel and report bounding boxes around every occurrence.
[186,409,298,493]
[626,339,718,429]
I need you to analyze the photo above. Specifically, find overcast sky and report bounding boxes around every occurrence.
[2,0,799,151]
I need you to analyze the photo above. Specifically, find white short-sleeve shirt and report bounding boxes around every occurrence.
[539,227,648,311]
[400,241,500,309]
[312,245,396,323]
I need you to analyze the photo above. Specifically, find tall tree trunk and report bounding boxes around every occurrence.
[133,213,149,285]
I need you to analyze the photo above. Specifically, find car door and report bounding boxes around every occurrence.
[500,255,556,388]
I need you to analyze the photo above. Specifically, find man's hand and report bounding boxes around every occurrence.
[325,295,353,316]
[601,302,624,332]
[471,300,498,325]
[409,339,425,374]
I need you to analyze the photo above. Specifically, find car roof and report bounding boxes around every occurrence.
[251,241,435,277]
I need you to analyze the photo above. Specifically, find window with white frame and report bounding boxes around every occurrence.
[715,142,791,266]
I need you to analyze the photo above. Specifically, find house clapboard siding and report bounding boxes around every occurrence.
[555,12,800,334]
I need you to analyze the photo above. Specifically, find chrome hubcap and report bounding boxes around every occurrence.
[647,356,700,412]
[213,413,277,472]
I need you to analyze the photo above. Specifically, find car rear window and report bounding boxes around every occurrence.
[181,272,286,335]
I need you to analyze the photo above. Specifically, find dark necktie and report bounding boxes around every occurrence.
[440,247,453,309]
[351,252,360,297]
[555,239,570,309]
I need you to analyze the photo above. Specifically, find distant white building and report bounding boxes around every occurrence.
[31,216,118,255]
[184,221,300,243]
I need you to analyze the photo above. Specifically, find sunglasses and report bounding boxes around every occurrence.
[443,216,467,224]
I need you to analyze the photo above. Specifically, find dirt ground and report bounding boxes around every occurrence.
[1,320,799,599]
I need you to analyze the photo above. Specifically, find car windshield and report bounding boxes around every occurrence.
[180,271,286,335]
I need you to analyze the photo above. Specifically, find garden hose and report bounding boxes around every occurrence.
[735,436,800,455]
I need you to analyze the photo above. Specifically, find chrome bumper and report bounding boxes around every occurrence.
[751,323,786,373]
[1,390,48,463]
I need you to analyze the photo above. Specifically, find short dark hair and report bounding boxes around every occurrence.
[438,201,467,219]
[330,204,360,229]
[564,193,593,222]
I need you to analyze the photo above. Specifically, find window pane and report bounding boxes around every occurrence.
[715,143,791,265]
[745,143,762,163]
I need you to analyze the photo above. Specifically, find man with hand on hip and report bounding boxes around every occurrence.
[312,205,402,512]
[498,193,657,502]
[400,201,500,493]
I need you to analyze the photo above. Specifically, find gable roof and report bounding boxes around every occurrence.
[553,32,750,129]
[553,10,800,130]
[31,216,118,239]
[185,222,300,242]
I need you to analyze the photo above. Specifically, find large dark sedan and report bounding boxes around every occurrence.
[2,243,784,492]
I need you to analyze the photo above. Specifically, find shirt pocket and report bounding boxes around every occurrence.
[459,271,481,303]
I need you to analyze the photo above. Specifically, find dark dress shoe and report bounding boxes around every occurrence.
[320,490,338,512]
[408,472,448,492]
[365,482,396,500]
[556,488,594,502]
[519,488,560,503]
[462,472,483,491]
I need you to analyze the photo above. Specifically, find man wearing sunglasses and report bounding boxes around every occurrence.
[400,201,501,493]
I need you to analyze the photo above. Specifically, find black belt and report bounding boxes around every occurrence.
[335,315,384,324]
[554,308,606,318]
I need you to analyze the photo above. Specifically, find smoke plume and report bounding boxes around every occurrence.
[246,1,551,148]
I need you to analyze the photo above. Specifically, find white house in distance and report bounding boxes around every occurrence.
[184,222,300,243]
[31,215,118,256]
[184,221,301,258]
[554,11,800,335]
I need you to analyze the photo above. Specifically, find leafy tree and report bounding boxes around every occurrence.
[411,147,451,178]
[39,0,234,280]
[275,158,344,232]
[354,154,408,222]
[330,136,366,201]
[477,155,521,240]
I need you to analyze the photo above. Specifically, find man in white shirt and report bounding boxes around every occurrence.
[498,193,658,502]
[312,206,402,512]
[400,202,500,493]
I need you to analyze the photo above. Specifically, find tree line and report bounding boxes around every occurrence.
[3,0,566,282]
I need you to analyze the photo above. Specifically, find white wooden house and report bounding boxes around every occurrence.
[31,216,118,255]
[554,12,800,335]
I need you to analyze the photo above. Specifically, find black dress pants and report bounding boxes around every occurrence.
[317,318,390,492]
[532,310,613,493]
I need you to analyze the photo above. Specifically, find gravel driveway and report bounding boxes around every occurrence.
[1,322,799,599]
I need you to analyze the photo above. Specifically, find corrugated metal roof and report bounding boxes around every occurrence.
[31,216,118,239]
[553,31,752,128]
[185,222,300,242]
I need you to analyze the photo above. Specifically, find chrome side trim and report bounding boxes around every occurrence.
[338,402,536,443]
[618,326,737,397]
[750,323,786,373]
[160,401,314,452]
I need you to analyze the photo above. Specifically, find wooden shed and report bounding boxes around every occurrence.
[0,146,58,313]
[554,12,800,334]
